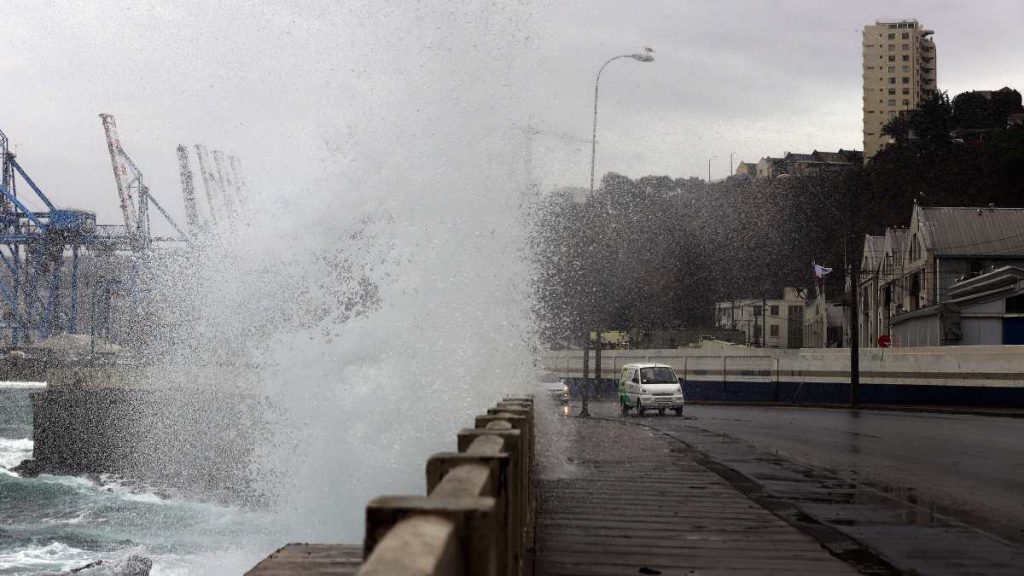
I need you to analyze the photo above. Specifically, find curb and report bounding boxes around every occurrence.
[683,400,1024,418]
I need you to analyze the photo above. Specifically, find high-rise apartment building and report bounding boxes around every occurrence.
[862,19,937,162]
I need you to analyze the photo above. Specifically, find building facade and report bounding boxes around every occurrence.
[715,288,806,348]
[751,150,861,179]
[858,227,910,347]
[733,162,757,178]
[803,296,845,348]
[862,19,937,162]
[858,205,1024,347]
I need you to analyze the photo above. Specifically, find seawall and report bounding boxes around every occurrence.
[15,380,265,502]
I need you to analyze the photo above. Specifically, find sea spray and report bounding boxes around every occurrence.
[120,0,544,549]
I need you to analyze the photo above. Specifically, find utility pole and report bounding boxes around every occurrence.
[580,330,591,418]
[850,234,861,406]
[594,331,602,401]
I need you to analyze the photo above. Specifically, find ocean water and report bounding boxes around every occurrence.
[0,387,282,575]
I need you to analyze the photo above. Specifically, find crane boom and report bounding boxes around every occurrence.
[194,145,220,227]
[99,113,140,240]
[176,145,200,234]
[228,155,249,214]
[212,150,238,224]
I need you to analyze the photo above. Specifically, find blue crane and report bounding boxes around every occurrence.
[0,127,117,345]
[0,115,189,347]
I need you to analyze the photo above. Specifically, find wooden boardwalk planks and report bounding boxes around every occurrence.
[535,417,859,576]
[246,544,362,575]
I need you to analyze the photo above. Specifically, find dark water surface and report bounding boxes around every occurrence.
[0,387,280,575]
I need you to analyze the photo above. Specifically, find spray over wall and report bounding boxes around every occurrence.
[124,0,542,545]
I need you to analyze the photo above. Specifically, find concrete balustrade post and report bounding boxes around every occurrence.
[427,449,512,575]
[497,397,534,572]
[457,426,524,572]
[359,515,462,576]
[485,404,535,546]
[363,495,497,575]
[253,397,533,576]
[476,412,532,537]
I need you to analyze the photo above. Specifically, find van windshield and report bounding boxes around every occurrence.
[640,367,677,384]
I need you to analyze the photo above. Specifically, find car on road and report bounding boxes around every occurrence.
[619,362,684,416]
[539,373,569,404]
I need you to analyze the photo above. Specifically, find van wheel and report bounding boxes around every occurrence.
[674,408,683,416]
[658,408,665,416]
[637,400,645,417]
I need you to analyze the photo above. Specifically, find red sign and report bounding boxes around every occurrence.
[878,334,892,348]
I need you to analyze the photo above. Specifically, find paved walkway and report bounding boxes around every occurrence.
[535,407,860,575]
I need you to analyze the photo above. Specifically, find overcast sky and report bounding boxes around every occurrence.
[3,1,1022,233]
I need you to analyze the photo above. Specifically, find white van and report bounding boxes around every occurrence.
[618,363,684,416]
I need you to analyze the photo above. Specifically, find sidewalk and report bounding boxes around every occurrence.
[535,403,860,575]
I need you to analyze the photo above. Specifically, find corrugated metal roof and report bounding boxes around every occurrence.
[785,153,815,162]
[920,207,1024,256]
[886,227,910,253]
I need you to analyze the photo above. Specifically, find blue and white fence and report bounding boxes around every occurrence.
[543,345,1024,407]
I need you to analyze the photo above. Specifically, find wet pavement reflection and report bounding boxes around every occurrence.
[545,400,1024,575]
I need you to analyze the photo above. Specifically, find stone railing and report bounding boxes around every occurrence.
[247,395,535,576]
[360,395,535,576]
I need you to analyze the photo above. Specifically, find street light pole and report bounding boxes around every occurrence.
[589,49,655,195]
[708,155,717,183]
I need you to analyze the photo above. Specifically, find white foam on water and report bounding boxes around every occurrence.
[0,541,95,574]
[1,467,284,574]
[0,438,32,473]
[0,543,187,576]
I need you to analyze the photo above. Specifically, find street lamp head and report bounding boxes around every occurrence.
[590,47,656,194]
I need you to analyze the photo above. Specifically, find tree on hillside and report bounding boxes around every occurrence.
[882,91,953,153]
[952,91,997,130]
[532,88,1024,347]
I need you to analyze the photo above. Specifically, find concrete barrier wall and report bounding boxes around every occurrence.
[0,357,262,390]
[18,387,265,503]
[543,346,1024,406]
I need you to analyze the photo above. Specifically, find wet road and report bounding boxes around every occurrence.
[646,405,1024,546]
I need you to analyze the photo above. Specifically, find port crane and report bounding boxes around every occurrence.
[178,144,249,236]
[0,115,242,347]
[176,145,201,237]
[99,113,187,250]
[0,127,107,344]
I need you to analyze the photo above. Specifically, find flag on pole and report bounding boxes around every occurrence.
[812,262,833,279]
